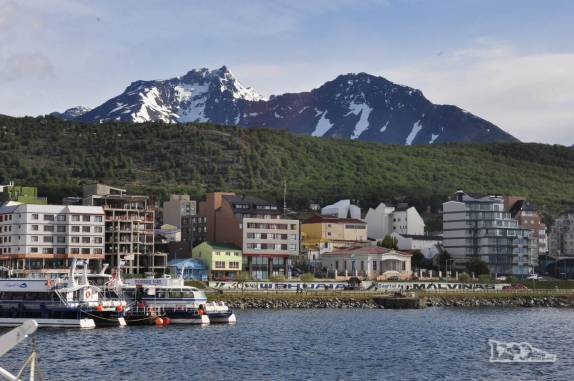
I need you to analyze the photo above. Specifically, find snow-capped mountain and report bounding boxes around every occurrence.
[51,106,91,120]
[73,66,517,144]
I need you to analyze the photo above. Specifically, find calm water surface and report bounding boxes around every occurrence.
[2,308,573,380]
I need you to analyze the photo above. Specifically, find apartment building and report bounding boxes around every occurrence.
[162,194,196,229]
[443,191,535,276]
[0,203,105,276]
[82,183,166,275]
[506,197,548,256]
[549,211,574,257]
[364,202,425,240]
[199,192,300,280]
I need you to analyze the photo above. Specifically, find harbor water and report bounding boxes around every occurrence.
[2,308,572,380]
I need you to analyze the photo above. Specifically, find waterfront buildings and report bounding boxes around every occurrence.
[199,192,299,280]
[162,194,196,229]
[320,246,412,280]
[181,214,208,252]
[364,202,425,239]
[82,183,166,275]
[191,242,242,280]
[443,190,535,276]
[167,258,208,281]
[0,203,105,276]
[549,211,574,257]
[505,197,548,256]
[321,199,361,219]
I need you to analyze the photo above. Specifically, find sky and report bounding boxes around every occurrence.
[1,0,573,144]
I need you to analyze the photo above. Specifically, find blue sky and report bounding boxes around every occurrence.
[1,0,573,144]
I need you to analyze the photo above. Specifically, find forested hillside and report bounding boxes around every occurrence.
[1,115,573,216]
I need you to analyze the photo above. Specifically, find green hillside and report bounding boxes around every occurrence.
[1,115,573,217]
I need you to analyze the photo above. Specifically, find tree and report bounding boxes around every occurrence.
[458,272,471,283]
[411,250,425,270]
[436,251,452,272]
[378,235,398,249]
[467,257,490,276]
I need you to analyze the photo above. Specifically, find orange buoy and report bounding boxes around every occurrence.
[197,309,204,315]
[162,316,172,325]
[154,317,164,326]
[96,304,103,312]
[116,305,124,312]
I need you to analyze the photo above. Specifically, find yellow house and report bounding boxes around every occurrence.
[191,242,242,280]
[301,215,369,254]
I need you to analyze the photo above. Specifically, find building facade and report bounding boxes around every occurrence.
[191,242,242,280]
[83,184,165,275]
[549,212,574,257]
[199,192,300,280]
[162,194,196,229]
[321,199,361,219]
[506,198,548,256]
[443,191,535,276]
[391,233,443,259]
[0,203,105,276]
[0,182,47,205]
[320,246,412,280]
[364,202,425,240]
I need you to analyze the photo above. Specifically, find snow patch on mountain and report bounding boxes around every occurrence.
[405,120,423,146]
[312,112,333,137]
[346,101,372,140]
[429,134,439,144]
[380,120,389,133]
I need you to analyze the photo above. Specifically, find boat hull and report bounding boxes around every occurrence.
[206,311,236,324]
[0,317,96,329]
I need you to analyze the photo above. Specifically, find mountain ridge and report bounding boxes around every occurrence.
[63,66,516,145]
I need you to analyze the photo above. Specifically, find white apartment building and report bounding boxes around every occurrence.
[364,202,425,240]
[242,217,300,280]
[443,191,536,276]
[0,203,105,275]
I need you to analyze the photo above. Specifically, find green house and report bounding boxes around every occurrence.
[191,242,242,280]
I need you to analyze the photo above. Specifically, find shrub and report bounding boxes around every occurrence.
[506,275,518,283]
[458,273,471,283]
[300,273,314,282]
[478,274,493,284]
[184,280,206,289]
[269,275,286,282]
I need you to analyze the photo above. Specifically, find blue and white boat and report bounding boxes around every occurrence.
[0,261,127,328]
[122,276,236,324]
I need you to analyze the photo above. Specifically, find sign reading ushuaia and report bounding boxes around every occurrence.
[209,282,510,291]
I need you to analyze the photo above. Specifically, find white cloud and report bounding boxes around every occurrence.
[383,39,574,144]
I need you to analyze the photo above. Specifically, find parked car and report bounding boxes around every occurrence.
[495,276,507,281]
[526,274,540,280]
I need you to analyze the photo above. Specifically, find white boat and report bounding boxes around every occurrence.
[0,260,127,328]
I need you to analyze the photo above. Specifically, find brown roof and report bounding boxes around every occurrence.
[303,214,366,225]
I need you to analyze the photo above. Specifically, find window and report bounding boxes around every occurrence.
[56,236,66,243]
[94,237,103,244]
[226,252,231,256]
[215,261,225,269]
[56,247,66,254]
[42,248,53,254]
[82,215,90,222]
[71,226,80,232]
[82,226,90,233]
[289,234,297,240]
[31,236,38,242]
[93,248,103,254]
[43,225,54,232]
[43,236,53,243]
[43,215,54,221]
[229,262,240,269]
[81,248,90,254]
[31,247,38,253]
[71,237,80,243]
[288,244,297,251]
[56,215,66,221]
[70,248,80,254]
[57,225,66,232]
[31,214,39,220]
[94,216,103,222]
[95,226,103,233]
[373,261,377,271]
[32,225,39,231]
[72,215,80,222]
[81,237,90,244]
